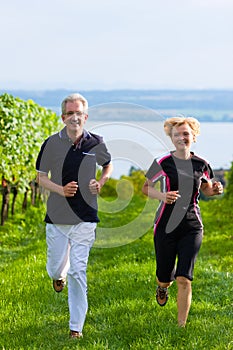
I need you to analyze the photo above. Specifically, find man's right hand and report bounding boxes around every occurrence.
[62,181,78,197]
[37,173,78,197]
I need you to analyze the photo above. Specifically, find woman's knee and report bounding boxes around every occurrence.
[176,276,191,288]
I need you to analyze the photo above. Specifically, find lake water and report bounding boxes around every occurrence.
[86,120,233,178]
[47,98,233,178]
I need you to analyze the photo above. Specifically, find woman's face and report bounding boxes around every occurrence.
[171,123,194,152]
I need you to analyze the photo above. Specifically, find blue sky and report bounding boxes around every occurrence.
[1,0,233,90]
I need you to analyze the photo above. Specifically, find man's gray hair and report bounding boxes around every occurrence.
[61,93,88,114]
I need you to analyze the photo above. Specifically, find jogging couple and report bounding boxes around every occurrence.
[36,92,223,338]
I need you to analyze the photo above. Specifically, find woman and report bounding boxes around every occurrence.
[142,116,223,327]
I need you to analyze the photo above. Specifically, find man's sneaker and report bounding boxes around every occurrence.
[70,330,83,339]
[53,279,66,293]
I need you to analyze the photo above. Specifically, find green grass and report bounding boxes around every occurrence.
[0,196,233,350]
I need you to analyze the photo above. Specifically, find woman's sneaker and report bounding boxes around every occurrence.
[156,286,169,306]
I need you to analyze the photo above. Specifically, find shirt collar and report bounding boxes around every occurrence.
[59,127,91,149]
[59,127,91,141]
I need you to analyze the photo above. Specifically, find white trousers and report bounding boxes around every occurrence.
[46,222,96,332]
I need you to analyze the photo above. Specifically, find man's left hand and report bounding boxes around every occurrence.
[89,179,101,194]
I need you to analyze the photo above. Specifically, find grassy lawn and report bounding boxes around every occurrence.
[0,195,233,349]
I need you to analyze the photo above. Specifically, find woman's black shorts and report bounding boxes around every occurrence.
[154,219,203,282]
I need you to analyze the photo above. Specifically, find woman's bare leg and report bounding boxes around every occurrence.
[176,276,192,327]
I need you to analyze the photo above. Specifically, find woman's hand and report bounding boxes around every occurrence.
[165,191,181,204]
[212,181,223,195]
[201,181,223,197]
[142,180,181,203]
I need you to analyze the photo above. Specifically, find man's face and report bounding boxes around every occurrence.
[62,100,88,134]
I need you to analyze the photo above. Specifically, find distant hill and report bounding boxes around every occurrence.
[1,89,233,122]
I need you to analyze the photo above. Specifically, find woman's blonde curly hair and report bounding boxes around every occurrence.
[164,116,200,142]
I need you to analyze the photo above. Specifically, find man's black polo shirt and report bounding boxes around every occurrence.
[36,128,111,224]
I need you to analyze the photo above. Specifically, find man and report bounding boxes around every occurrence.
[36,93,112,338]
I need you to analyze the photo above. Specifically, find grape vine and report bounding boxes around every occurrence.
[0,93,61,224]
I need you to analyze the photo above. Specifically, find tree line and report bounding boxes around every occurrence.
[0,93,60,225]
